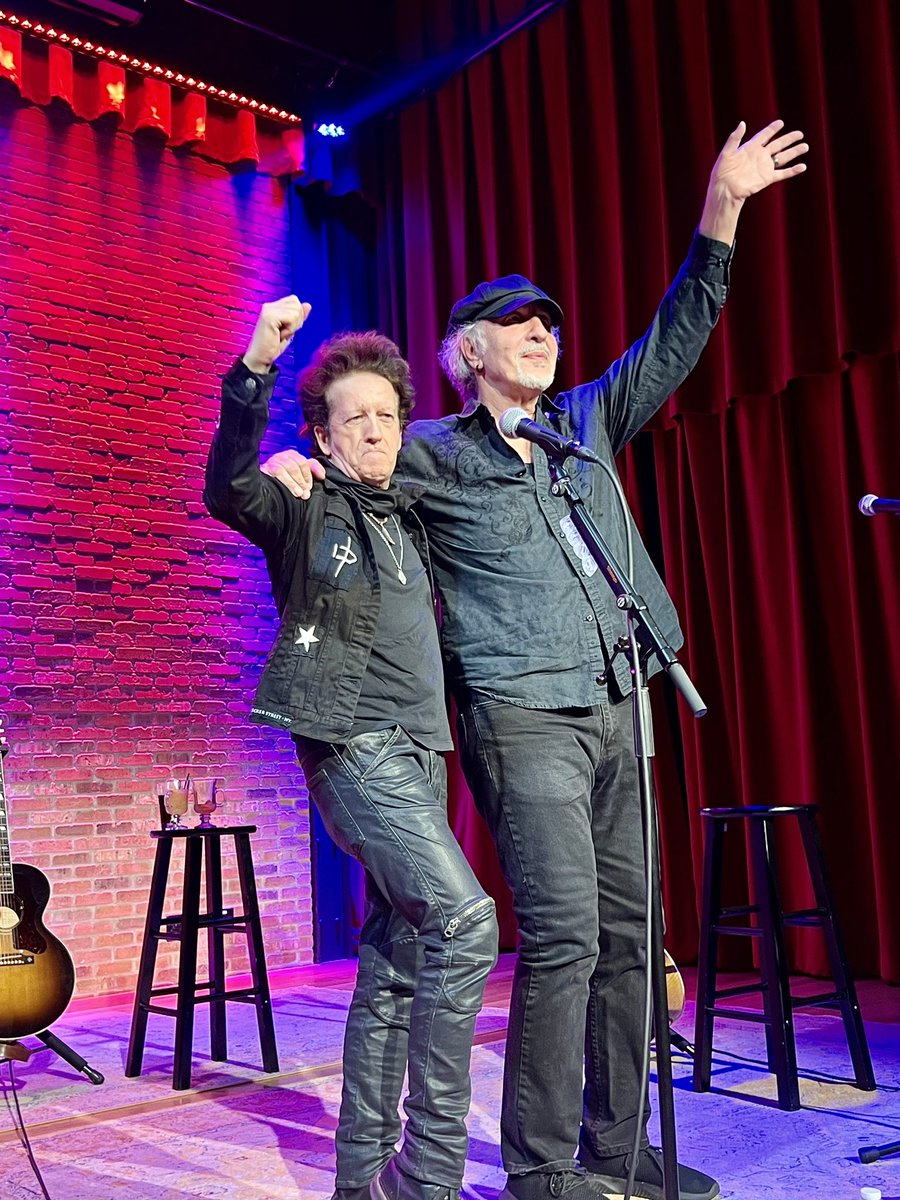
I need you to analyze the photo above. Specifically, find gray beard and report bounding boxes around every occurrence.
[515,363,556,391]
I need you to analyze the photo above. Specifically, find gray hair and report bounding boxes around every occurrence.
[438,320,488,404]
[438,318,562,405]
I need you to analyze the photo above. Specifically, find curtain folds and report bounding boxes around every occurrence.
[0,23,303,173]
[651,353,900,978]
[380,0,900,978]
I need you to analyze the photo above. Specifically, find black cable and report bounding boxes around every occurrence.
[1,1059,54,1200]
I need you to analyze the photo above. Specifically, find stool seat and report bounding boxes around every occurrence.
[126,824,279,1090]
[692,803,875,1110]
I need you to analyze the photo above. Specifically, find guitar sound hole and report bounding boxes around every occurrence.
[0,904,21,933]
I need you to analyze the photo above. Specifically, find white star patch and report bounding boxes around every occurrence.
[294,624,320,653]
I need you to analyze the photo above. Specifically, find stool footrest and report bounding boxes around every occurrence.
[789,991,842,1009]
[140,986,265,1015]
[714,982,766,1000]
[707,1005,769,1024]
[711,924,762,937]
[159,909,234,925]
[155,911,252,940]
[155,925,249,942]
[144,980,264,1000]
[719,904,761,918]
[782,911,827,927]
[197,986,262,1004]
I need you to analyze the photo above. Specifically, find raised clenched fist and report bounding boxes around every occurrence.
[242,295,312,375]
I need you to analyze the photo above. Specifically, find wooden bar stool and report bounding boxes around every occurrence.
[126,825,279,1090]
[692,804,876,1110]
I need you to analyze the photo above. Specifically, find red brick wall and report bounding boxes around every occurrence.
[0,100,314,997]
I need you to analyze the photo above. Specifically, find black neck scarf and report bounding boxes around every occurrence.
[322,460,406,518]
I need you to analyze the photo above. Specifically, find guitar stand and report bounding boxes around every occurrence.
[668,1029,694,1057]
[0,1030,105,1085]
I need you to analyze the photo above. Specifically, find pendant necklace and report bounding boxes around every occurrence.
[363,512,407,584]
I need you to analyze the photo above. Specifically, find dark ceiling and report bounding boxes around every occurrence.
[11,0,568,129]
[13,0,402,120]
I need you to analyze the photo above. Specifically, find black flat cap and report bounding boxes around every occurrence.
[446,273,563,334]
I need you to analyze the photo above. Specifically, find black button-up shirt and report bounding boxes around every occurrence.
[396,232,732,707]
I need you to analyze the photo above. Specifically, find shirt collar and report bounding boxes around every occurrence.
[458,391,562,424]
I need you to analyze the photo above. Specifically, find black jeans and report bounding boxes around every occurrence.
[456,694,649,1176]
[297,727,498,1190]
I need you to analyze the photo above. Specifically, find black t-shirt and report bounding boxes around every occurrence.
[350,512,453,752]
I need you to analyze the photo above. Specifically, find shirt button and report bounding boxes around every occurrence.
[243,378,258,396]
[584,613,594,622]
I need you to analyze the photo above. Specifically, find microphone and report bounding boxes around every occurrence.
[858,494,900,517]
[498,407,601,463]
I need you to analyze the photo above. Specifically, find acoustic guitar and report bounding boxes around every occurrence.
[665,948,685,1022]
[0,720,76,1039]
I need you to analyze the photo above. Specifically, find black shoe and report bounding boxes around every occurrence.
[369,1156,474,1200]
[500,1167,609,1199]
[581,1147,720,1200]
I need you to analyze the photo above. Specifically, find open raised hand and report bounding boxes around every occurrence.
[700,119,808,244]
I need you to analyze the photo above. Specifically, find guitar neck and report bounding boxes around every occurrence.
[0,725,13,894]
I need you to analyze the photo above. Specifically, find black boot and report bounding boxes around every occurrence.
[499,1166,609,1199]
[370,1155,477,1200]
[580,1146,720,1200]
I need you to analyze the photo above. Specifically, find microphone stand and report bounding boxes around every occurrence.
[545,456,707,1200]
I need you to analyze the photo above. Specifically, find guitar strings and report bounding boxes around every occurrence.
[0,750,17,956]
[0,749,18,956]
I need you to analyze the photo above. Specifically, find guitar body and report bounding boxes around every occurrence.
[665,948,686,1022]
[0,861,76,1039]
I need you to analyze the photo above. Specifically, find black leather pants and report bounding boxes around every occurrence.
[298,727,499,1190]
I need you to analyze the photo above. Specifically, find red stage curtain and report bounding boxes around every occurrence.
[650,353,900,979]
[0,24,302,173]
[381,0,900,977]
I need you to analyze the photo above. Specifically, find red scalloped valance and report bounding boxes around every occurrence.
[0,24,305,176]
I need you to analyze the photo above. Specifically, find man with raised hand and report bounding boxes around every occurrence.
[204,300,498,1200]
[260,121,808,1200]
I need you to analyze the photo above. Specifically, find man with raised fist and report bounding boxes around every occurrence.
[204,299,498,1200]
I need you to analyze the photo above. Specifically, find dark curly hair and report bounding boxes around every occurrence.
[298,331,415,439]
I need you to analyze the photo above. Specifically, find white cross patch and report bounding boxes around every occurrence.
[294,624,320,653]
[331,534,358,578]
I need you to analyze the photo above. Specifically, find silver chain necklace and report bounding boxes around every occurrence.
[363,512,407,584]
